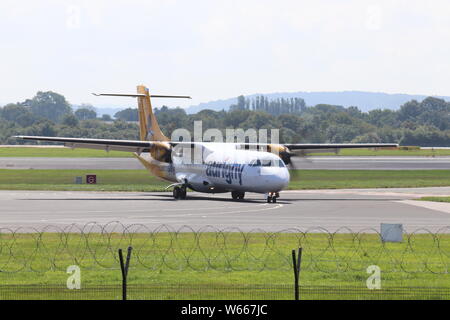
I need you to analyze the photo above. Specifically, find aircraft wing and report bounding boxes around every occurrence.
[283,143,398,154]
[14,136,398,154]
[232,142,398,152]
[14,136,153,153]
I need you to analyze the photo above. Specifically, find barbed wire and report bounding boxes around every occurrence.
[1,222,450,273]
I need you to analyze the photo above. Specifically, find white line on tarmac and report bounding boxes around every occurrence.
[284,189,450,198]
[398,200,450,215]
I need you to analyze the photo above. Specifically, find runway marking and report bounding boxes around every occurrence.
[126,203,283,218]
[148,203,268,212]
[4,205,269,216]
[2,189,450,232]
[284,189,450,198]
[398,200,450,215]
[0,201,284,224]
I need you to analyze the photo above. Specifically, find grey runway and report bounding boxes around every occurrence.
[0,187,449,232]
[0,156,449,170]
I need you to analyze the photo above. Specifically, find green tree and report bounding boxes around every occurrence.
[367,109,398,127]
[75,108,97,120]
[224,110,252,127]
[0,104,40,127]
[62,114,79,127]
[24,91,72,123]
[351,132,381,143]
[101,114,113,121]
[0,104,28,121]
[114,108,138,121]
[398,100,421,122]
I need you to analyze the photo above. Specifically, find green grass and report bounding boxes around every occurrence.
[0,147,131,158]
[0,169,168,191]
[1,232,450,299]
[288,170,450,189]
[1,147,450,157]
[418,196,450,203]
[0,169,449,191]
[310,148,450,156]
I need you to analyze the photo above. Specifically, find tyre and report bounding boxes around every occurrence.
[180,188,187,200]
[173,187,181,200]
[231,191,239,200]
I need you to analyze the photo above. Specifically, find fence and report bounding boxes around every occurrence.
[0,284,291,300]
[2,222,450,273]
[1,222,450,299]
[2,284,450,300]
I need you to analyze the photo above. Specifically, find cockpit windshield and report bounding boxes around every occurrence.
[249,159,285,167]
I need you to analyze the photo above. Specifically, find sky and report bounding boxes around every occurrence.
[1,0,450,110]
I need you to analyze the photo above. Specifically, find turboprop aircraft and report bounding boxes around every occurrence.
[15,85,398,202]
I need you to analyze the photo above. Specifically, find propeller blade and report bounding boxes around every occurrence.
[288,152,313,170]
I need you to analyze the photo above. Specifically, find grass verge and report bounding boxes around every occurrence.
[1,232,449,299]
[0,169,449,191]
[418,197,450,203]
[310,148,450,156]
[0,147,130,158]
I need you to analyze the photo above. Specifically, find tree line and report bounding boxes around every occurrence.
[229,95,306,116]
[1,91,450,146]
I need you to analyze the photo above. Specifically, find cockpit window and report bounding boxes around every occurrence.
[250,159,285,167]
[277,160,285,167]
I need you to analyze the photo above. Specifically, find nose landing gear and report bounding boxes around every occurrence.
[266,192,279,203]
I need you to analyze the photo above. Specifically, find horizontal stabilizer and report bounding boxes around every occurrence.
[92,93,191,99]
[92,93,146,97]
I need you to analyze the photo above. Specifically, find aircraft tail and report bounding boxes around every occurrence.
[92,85,191,142]
[136,85,169,141]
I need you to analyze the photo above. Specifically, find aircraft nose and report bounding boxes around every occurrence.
[278,167,290,189]
[260,167,290,191]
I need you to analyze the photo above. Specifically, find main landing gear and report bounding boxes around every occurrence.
[173,186,187,200]
[231,191,245,200]
[266,192,279,203]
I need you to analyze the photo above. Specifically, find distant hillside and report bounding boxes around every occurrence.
[185,91,450,114]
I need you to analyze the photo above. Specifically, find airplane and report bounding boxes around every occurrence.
[15,85,398,203]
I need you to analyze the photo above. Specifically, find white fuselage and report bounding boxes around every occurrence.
[166,142,290,194]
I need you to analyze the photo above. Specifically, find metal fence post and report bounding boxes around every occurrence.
[292,247,302,300]
[118,246,133,301]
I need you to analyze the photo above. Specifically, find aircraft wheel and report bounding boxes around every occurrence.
[272,196,277,203]
[173,187,183,200]
[231,191,240,200]
[180,187,187,200]
[238,192,245,200]
[267,196,272,203]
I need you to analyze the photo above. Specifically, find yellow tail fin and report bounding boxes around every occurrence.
[136,85,169,142]
[92,86,190,143]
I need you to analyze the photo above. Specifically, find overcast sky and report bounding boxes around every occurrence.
[1,0,449,109]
